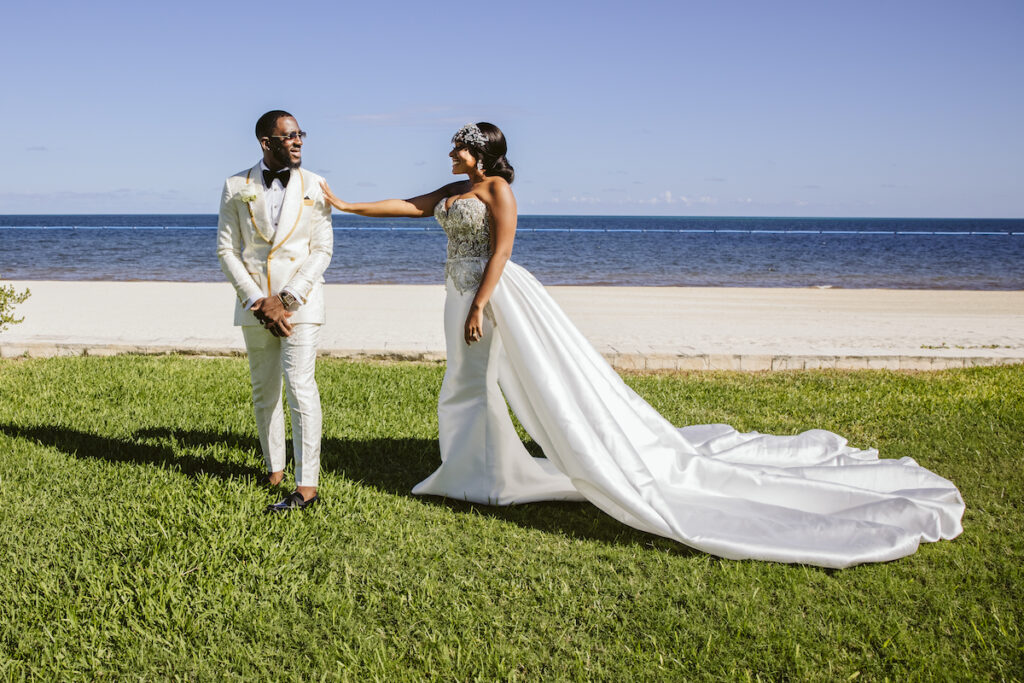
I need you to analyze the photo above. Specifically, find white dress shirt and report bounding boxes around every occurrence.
[259,160,288,232]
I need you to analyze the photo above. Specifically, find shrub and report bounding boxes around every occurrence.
[0,279,30,332]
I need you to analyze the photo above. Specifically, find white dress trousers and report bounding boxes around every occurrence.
[242,323,322,487]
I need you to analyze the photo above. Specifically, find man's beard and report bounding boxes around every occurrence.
[271,144,301,169]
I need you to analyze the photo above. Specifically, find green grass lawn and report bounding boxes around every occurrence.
[0,356,1021,680]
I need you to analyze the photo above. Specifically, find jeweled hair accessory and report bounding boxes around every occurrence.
[452,123,488,149]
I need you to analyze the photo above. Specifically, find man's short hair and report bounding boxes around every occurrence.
[255,110,293,139]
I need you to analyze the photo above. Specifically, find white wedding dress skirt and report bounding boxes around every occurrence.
[413,261,964,568]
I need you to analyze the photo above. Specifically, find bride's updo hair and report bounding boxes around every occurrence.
[453,122,515,184]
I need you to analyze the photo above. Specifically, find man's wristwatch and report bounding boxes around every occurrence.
[279,291,299,311]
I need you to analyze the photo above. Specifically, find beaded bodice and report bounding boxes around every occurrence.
[435,196,491,293]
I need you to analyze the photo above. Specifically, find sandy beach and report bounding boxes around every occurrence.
[2,280,1022,370]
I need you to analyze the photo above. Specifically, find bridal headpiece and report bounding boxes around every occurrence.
[452,123,488,150]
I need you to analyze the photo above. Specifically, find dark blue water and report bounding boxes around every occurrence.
[1,214,1022,289]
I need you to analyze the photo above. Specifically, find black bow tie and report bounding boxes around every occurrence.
[263,168,291,187]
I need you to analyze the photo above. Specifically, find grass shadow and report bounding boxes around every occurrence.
[0,421,699,554]
[321,434,700,555]
[0,423,262,480]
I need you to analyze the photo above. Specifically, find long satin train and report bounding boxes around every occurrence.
[417,261,964,568]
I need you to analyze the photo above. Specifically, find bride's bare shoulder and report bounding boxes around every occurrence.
[477,176,512,198]
[477,177,514,209]
[482,176,510,190]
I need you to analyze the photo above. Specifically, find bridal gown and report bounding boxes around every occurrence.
[412,196,964,568]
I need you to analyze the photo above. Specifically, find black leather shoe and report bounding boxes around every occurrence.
[266,491,319,513]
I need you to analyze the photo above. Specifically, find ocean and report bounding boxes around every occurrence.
[1,214,1022,289]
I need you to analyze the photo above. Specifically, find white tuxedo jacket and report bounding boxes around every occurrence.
[217,162,333,326]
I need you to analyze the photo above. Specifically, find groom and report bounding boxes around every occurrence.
[217,110,333,512]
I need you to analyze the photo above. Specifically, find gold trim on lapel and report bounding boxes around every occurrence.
[244,167,274,243]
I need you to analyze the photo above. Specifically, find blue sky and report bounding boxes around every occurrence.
[1,0,1021,217]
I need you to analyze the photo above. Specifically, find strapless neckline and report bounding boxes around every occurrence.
[438,195,485,213]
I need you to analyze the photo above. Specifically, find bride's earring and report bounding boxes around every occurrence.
[476,160,484,171]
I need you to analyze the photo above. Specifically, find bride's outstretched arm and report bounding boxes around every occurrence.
[320,180,469,218]
[465,180,517,345]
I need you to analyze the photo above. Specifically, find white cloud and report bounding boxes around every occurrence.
[646,191,693,206]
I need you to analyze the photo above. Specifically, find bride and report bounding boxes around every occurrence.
[321,122,963,568]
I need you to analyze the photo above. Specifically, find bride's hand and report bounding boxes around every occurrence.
[464,306,484,345]
[319,180,350,211]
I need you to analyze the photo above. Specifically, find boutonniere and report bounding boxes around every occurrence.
[239,185,259,203]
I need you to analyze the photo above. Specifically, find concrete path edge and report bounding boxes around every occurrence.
[3,341,1022,371]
